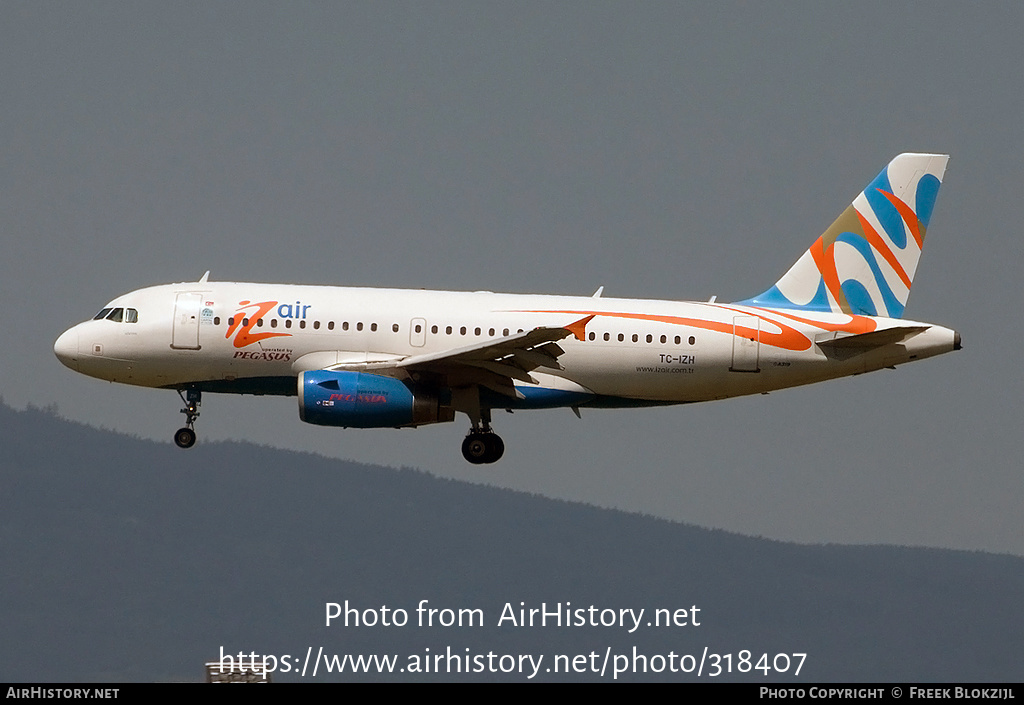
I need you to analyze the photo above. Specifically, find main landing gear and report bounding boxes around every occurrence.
[461,408,504,465]
[174,388,201,449]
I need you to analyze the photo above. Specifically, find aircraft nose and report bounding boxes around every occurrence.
[54,327,80,371]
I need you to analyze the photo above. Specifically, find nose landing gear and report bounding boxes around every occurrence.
[174,388,201,449]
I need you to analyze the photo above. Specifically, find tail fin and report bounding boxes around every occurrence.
[739,153,949,318]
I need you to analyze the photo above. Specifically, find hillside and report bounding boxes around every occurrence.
[1,402,1020,682]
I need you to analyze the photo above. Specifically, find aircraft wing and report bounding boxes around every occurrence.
[295,315,593,399]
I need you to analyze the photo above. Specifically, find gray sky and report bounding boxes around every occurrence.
[3,3,1021,554]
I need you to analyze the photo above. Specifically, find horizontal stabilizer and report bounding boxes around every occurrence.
[815,326,929,359]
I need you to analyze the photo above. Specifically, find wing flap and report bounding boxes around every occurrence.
[464,360,539,385]
[512,344,565,369]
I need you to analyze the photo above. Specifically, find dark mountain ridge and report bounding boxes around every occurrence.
[1,402,1020,681]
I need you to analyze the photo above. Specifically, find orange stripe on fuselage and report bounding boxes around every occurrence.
[757,307,877,334]
[518,307,876,352]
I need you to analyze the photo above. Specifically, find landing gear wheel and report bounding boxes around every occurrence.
[175,388,202,450]
[486,433,504,463]
[461,432,504,464]
[174,427,197,449]
[462,434,488,464]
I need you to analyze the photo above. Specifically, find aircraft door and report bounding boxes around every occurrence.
[410,317,427,347]
[171,292,202,350]
[730,315,760,372]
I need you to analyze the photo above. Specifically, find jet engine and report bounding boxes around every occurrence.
[298,370,454,428]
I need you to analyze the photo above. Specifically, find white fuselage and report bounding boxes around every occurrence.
[54,281,959,408]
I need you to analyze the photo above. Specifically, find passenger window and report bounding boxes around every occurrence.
[284,320,291,329]
[299,320,306,329]
[646,334,652,343]
[688,336,695,345]
[503,328,509,336]
[474,327,481,336]
[271,319,278,328]
[370,323,377,332]
[603,333,610,341]
[446,326,452,335]
[632,334,638,343]
[356,322,363,331]
[393,323,400,333]
[342,322,349,331]
[314,321,321,330]
[328,321,335,330]
[617,333,624,342]
[460,326,467,335]
[674,335,681,344]
[430,325,438,334]
[660,335,667,344]
[589,332,595,341]
[256,318,264,327]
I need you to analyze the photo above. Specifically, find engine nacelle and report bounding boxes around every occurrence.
[298,370,454,428]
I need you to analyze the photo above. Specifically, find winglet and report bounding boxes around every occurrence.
[198,271,211,284]
[564,315,595,341]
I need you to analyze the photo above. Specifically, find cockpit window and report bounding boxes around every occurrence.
[92,306,137,322]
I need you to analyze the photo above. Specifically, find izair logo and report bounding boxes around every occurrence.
[225,299,311,348]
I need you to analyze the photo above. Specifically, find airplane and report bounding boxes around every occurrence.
[54,153,959,464]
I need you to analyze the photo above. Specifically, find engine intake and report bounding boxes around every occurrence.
[298,370,454,428]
